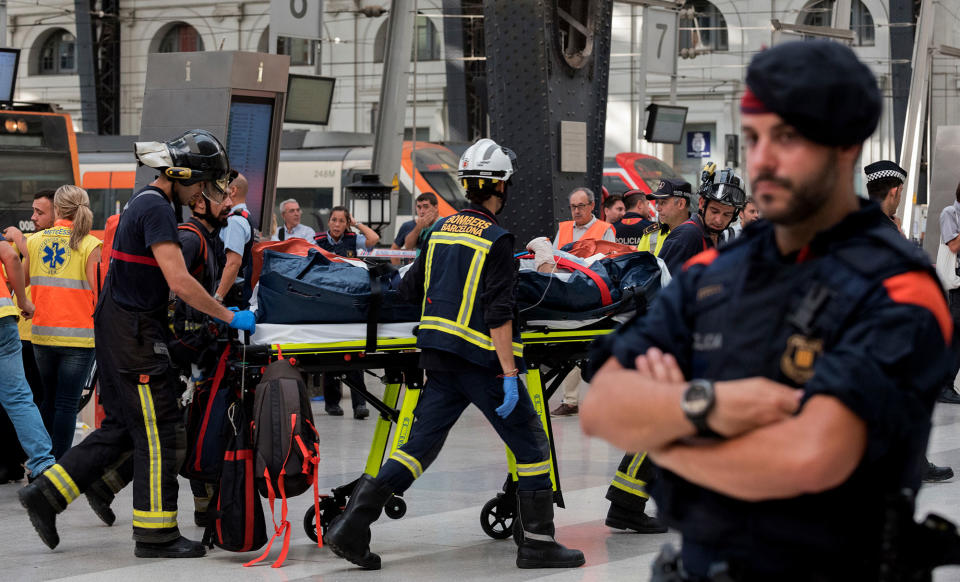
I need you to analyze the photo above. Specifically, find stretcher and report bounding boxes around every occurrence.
[240,320,615,543]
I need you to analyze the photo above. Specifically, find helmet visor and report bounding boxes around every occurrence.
[198,175,230,205]
[712,183,746,208]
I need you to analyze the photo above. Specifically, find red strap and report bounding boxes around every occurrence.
[193,345,231,472]
[312,443,322,548]
[178,223,208,276]
[271,475,291,568]
[275,344,283,360]
[242,450,255,551]
[554,257,613,306]
[680,219,709,252]
[244,468,278,567]
[111,249,159,267]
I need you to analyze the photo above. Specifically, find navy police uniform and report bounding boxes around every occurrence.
[658,214,712,274]
[41,187,186,543]
[613,212,654,246]
[592,202,954,578]
[375,204,551,494]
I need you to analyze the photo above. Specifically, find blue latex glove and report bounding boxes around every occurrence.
[228,309,256,334]
[495,375,519,418]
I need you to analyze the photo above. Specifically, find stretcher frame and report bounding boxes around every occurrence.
[242,325,612,542]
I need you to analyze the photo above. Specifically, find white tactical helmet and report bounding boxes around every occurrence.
[458,138,517,184]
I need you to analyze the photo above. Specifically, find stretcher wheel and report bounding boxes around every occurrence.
[304,505,319,543]
[384,496,406,519]
[480,496,515,540]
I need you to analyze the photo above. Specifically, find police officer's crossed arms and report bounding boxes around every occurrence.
[20,129,256,560]
[581,41,955,581]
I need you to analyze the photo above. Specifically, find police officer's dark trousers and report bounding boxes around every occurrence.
[32,288,184,543]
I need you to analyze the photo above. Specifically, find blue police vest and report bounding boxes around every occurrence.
[416,209,524,369]
[315,231,359,257]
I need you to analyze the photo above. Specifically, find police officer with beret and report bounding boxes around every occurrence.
[581,40,955,580]
[637,178,693,256]
[612,190,654,246]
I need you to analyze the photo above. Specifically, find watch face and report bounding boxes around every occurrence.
[683,384,710,415]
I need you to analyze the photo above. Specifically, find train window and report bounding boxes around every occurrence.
[633,156,684,191]
[86,188,131,231]
[413,148,467,210]
[275,187,333,235]
[602,173,630,196]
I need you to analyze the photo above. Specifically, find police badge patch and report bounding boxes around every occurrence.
[780,334,823,384]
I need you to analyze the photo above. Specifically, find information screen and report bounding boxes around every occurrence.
[644,104,688,144]
[227,97,274,229]
[0,49,21,103]
[284,75,335,125]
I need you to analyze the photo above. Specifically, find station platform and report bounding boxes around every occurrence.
[2,389,960,582]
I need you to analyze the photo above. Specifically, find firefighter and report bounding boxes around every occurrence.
[19,129,256,558]
[325,138,585,571]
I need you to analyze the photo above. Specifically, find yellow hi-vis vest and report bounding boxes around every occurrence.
[637,223,671,256]
[28,220,102,347]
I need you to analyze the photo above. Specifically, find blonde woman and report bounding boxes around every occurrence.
[27,185,102,458]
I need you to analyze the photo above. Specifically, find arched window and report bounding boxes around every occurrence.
[374,16,441,63]
[156,23,205,53]
[800,0,875,46]
[37,30,76,75]
[679,0,729,53]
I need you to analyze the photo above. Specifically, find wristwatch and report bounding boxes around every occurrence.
[681,379,716,437]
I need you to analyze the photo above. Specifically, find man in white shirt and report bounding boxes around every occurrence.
[273,198,316,241]
[938,183,960,406]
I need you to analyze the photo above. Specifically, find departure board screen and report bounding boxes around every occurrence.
[227,97,274,229]
[0,49,21,103]
[284,75,335,125]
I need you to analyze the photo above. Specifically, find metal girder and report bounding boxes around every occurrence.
[73,0,98,132]
[484,0,615,248]
[94,0,120,134]
[897,0,934,239]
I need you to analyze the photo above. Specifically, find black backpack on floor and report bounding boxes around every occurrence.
[203,402,267,553]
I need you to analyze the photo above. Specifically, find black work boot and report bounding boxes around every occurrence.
[18,475,64,549]
[353,402,370,420]
[605,501,667,533]
[85,479,116,526]
[134,535,206,558]
[326,474,393,570]
[515,490,585,568]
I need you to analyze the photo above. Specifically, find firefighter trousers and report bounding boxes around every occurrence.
[46,290,184,543]
[377,368,552,493]
[607,451,658,511]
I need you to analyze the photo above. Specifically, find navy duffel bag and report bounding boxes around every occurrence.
[256,249,419,324]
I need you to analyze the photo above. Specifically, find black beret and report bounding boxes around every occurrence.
[646,178,692,200]
[744,40,881,146]
[864,160,906,184]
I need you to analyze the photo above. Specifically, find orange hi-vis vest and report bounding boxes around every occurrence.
[28,220,102,348]
[556,218,613,248]
[0,260,18,320]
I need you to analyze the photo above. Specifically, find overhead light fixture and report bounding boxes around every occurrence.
[770,19,855,42]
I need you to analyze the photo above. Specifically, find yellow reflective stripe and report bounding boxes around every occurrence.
[429,231,493,252]
[390,450,423,479]
[45,464,80,504]
[132,509,177,529]
[420,316,523,357]
[423,238,437,312]
[611,472,650,499]
[516,460,551,477]
[137,383,162,512]
[456,249,487,325]
[627,452,647,476]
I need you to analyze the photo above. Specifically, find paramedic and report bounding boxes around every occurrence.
[214,172,254,308]
[636,178,693,257]
[553,187,615,249]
